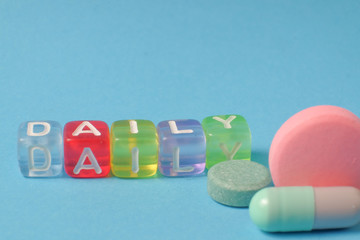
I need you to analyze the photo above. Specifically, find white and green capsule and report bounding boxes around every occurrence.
[249,186,360,232]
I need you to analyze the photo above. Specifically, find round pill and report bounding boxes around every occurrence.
[207,160,272,207]
[269,105,360,188]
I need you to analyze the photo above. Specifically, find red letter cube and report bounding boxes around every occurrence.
[64,121,110,178]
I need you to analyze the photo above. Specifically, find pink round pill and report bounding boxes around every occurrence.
[269,105,360,188]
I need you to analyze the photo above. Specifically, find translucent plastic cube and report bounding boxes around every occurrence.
[202,114,251,169]
[157,119,206,177]
[18,121,63,177]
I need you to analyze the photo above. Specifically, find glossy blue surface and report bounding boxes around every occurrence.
[1,1,360,239]
[17,121,63,177]
[157,119,206,176]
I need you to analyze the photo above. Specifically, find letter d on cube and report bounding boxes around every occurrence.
[18,121,63,177]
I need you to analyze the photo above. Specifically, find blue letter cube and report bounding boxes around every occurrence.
[157,119,206,177]
[18,121,63,177]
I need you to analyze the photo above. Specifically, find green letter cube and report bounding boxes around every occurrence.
[202,114,251,169]
[111,120,158,178]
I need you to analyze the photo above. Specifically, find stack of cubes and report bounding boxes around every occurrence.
[18,115,251,178]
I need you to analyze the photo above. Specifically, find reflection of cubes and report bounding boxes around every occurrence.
[202,115,251,169]
[111,120,158,178]
[64,121,110,178]
[18,121,63,177]
[157,119,206,177]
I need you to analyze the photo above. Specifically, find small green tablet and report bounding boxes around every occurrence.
[207,160,271,207]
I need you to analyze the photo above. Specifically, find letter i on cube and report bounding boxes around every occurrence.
[64,121,110,178]
[202,115,251,169]
[18,121,63,177]
[157,119,206,177]
[111,120,158,178]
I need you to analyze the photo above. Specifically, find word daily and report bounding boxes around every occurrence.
[18,115,251,178]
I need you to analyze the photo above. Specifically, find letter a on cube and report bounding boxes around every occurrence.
[64,121,110,178]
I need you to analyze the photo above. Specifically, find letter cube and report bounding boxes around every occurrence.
[157,119,206,177]
[64,121,110,178]
[111,120,158,178]
[18,121,63,177]
[202,114,251,169]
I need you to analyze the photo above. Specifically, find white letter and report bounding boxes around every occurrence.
[129,120,138,134]
[27,122,51,136]
[28,146,51,171]
[129,120,139,173]
[169,121,193,134]
[172,147,194,172]
[131,147,139,173]
[212,116,237,129]
[72,121,101,136]
[219,142,242,160]
[73,148,102,174]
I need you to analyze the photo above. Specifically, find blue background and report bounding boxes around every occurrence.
[1,1,360,239]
